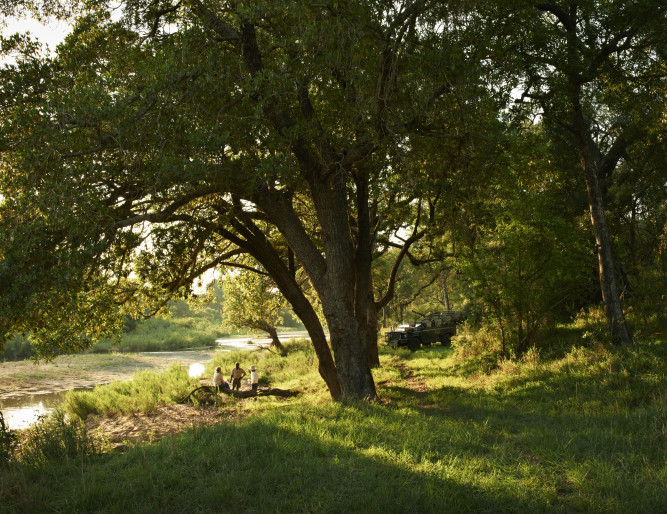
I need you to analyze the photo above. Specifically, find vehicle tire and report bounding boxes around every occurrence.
[441,336,451,346]
[408,338,421,351]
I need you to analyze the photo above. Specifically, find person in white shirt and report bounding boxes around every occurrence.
[212,366,229,391]
[250,365,259,392]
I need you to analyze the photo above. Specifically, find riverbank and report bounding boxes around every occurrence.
[2,338,667,512]
[0,351,214,401]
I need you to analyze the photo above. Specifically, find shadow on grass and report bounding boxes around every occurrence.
[2,403,561,514]
[4,342,666,513]
[377,363,667,513]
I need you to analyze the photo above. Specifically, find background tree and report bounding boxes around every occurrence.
[221,262,288,355]
[489,0,666,345]
[457,125,593,356]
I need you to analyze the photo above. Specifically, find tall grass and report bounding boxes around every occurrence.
[63,364,195,419]
[2,335,666,512]
[91,316,224,353]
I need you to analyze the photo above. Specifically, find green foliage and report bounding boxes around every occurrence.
[0,0,664,398]
[456,129,593,356]
[221,265,286,335]
[17,410,101,468]
[64,364,195,419]
[0,334,35,361]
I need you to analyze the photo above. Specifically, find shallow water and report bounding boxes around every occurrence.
[0,389,91,430]
[215,331,309,349]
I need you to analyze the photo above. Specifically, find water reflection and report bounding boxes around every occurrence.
[215,331,310,349]
[0,389,90,430]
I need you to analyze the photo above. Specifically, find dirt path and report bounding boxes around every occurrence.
[0,351,214,400]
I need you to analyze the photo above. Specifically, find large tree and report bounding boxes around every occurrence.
[0,1,476,400]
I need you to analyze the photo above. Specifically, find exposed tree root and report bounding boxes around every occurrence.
[178,385,300,404]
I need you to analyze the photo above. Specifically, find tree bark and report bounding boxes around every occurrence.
[541,0,634,347]
[217,212,342,399]
[441,271,450,310]
[353,172,380,368]
[572,98,633,346]
[310,175,377,401]
[258,323,286,355]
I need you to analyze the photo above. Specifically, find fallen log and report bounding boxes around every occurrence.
[179,385,300,404]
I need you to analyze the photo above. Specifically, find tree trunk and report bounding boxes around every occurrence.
[311,175,377,401]
[264,325,286,355]
[265,264,342,398]
[572,99,633,346]
[220,212,342,399]
[324,301,377,400]
[365,298,380,368]
[291,297,342,399]
[441,271,450,310]
[582,165,633,345]
[353,173,380,368]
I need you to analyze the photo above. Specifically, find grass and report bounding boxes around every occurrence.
[62,364,195,419]
[91,316,224,353]
[1,335,666,513]
[90,315,305,354]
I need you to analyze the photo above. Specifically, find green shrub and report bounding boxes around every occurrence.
[0,335,35,361]
[63,364,195,419]
[18,410,101,468]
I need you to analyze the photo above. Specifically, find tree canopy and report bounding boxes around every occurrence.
[1,0,665,401]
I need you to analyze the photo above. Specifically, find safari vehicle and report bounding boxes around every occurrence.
[384,311,466,351]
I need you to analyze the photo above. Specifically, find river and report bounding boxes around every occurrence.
[0,331,311,430]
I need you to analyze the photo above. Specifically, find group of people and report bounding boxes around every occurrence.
[212,362,259,392]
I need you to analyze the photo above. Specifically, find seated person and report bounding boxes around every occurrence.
[212,366,230,391]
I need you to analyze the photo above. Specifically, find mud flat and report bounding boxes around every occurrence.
[0,351,215,401]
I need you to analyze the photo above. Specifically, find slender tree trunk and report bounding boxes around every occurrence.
[365,297,380,368]
[572,99,633,346]
[222,213,342,399]
[265,263,342,398]
[441,271,450,311]
[292,298,342,399]
[581,165,633,345]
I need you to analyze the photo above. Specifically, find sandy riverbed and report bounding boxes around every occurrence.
[0,351,214,401]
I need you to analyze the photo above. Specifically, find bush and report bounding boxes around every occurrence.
[17,410,101,468]
[63,364,195,419]
[0,335,35,362]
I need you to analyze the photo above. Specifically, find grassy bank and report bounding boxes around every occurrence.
[2,335,666,512]
[90,316,225,353]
